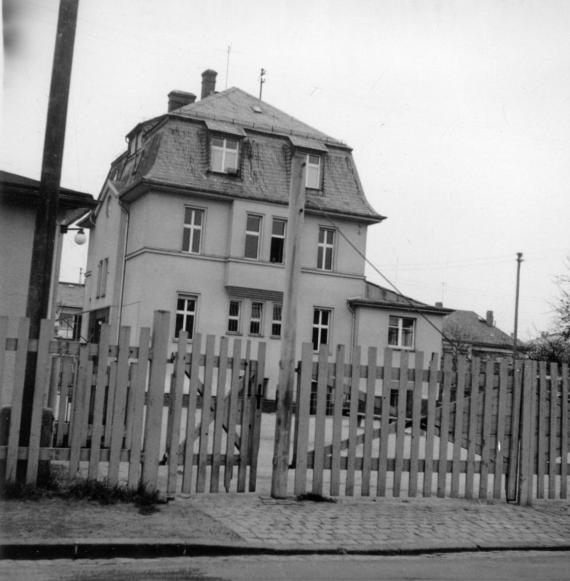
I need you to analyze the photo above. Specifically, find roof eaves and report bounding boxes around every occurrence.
[348,298,453,316]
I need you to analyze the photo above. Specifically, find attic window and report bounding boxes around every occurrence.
[128,131,143,156]
[210,136,240,174]
[305,153,321,189]
[252,105,263,113]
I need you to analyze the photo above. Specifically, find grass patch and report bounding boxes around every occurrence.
[1,465,163,514]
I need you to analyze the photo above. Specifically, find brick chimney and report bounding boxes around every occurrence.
[435,302,443,308]
[201,69,217,99]
[168,90,196,111]
[486,310,494,327]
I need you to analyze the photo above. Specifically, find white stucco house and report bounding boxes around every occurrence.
[80,70,449,389]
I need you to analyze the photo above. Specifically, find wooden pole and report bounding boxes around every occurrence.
[271,154,306,498]
[20,0,79,460]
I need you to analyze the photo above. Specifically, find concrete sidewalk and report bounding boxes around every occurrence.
[1,494,569,559]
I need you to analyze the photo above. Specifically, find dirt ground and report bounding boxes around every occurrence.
[0,497,242,542]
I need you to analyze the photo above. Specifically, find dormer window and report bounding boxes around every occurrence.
[305,153,321,189]
[210,136,239,174]
[128,131,143,156]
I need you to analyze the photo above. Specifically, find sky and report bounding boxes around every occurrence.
[2,0,570,340]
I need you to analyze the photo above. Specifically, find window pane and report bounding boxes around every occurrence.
[270,237,284,263]
[211,137,223,147]
[191,230,201,253]
[312,328,320,351]
[185,315,195,337]
[321,310,329,325]
[225,149,238,170]
[228,319,238,333]
[272,219,286,236]
[306,165,319,188]
[211,148,223,171]
[225,139,238,150]
[229,301,240,317]
[184,207,194,223]
[247,215,261,232]
[177,298,185,311]
[182,228,190,251]
[388,327,399,346]
[194,210,203,225]
[245,234,259,259]
[326,230,334,244]
[324,247,332,270]
[175,314,184,337]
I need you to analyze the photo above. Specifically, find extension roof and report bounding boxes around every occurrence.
[111,87,384,223]
[443,310,517,349]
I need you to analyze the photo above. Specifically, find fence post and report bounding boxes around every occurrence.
[518,360,535,505]
[141,310,170,491]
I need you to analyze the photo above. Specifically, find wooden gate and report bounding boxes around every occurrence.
[0,311,266,494]
[291,343,569,501]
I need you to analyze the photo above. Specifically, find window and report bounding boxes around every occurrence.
[249,302,263,336]
[175,295,197,339]
[227,300,241,334]
[128,131,143,156]
[388,316,416,349]
[270,218,286,263]
[244,214,262,259]
[317,228,335,271]
[96,258,108,298]
[271,304,282,337]
[182,207,204,253]
[305,153,321,189]
[210,136,239,173]
[312,308,331,351]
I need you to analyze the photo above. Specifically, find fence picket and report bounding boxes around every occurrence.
[493,358,508,499]
[330,345,345,496]
[537,361,547,498]
[79,359,94,448]
[0,316,8,407]
[69,345,89,477]
[127,327,150,489]
[26,319,55,484]
[237,341,252,493]
[506,359,523,501]
[548,362,558,499]
[408,351,424,497]
[450,355,466,498]
[141,311,170,491]
[294,342,313,496]
[210,336,228,493]
[465,358,480,500]
[55,357,74,446]
[561,363,568,499]
[249,342,266,492]
[422,353,438,497]
[182,333,202,494]
[103,361,117,448]
[393,351,408,497]
[47,353,60,412]
[312,344,329,495]
[167,332,187,496]
[196,335,215,493]
[376,349,392,496]
[108,327,131,486]
[89,325,111,481]
[345,346,361,497]
[479,358,494,499]
[437,354,452,498]
[361,347,377,496]
[224,338,241,492]
[519,360,535,505]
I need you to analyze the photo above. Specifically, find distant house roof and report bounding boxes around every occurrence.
[443,310,520,351]
[0,170,96,225]
[348,281,452,316]
[109,87,384,224]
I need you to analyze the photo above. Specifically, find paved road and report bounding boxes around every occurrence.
[1,551,569,580]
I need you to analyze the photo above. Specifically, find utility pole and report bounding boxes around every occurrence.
[259,68,266,100]
[20,0,80,456]
[271,154,306,498]
[513,252,524,360]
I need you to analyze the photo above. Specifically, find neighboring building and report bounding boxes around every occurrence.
[0,171,95,320]
[55,282,85,340]
[81,69,449,389]
[442,309,521,358]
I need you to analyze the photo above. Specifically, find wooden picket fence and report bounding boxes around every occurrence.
[292,343,569,503]
[0,312,266,494]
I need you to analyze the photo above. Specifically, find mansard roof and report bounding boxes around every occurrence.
[110,87,384,223]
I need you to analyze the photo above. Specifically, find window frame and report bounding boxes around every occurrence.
[182,206,205,254]
[388,315,416,350]
[317,227,335,271]
[244,214,263,260]
[175,294,198,340]
[249,301,264,336]
[271,304,283,338]
[210,134,240,174]
[227,299,242,335]
[312,307,332,351]
[269,218,286,264]
[305,153,322,189]
[96,258,108,299]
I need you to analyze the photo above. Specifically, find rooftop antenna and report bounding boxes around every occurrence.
[259,68,266,100]
[225,45,231,89]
